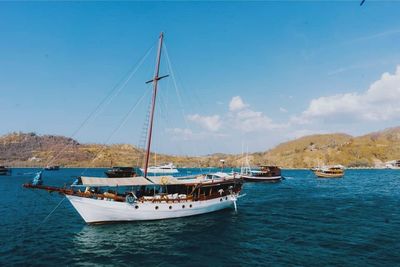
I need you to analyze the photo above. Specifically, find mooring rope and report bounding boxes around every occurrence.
[35,196,66,231]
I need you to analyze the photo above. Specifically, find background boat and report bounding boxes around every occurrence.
[0,166,11,176]
[140,163,179,174]
[44,165,60,171]
[105,166,137,177]
[241,165,282,182]
[313,165,344,178]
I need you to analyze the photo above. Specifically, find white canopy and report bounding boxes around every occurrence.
[77,174,229,187]
[148,175,188,185]
[80,176,153,187]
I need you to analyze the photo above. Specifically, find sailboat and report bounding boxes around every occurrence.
[23,33,243,224]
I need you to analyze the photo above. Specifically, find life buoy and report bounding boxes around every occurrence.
[126,193,137,204]
[161,176,169,185]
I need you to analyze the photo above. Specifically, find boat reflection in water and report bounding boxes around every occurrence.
[71,209,238,265]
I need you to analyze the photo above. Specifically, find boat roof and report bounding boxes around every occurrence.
[260,165,279,168]
[79,175,191,187]
[80,176,153,186]
[77,174,236,187]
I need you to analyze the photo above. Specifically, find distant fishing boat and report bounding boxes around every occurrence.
[140,162,179,174]
[312,165,344,178]
[385,160,400,169]
[0,166,11,176]
[23,33,244,224]
[44,165,60,171]
[105,166,137,178]
[241,165,282,182]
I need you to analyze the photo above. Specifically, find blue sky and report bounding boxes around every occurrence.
[1,1,400,155]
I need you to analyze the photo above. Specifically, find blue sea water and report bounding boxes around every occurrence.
[1,168,400,266]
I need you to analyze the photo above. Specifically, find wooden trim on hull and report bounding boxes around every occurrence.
[241,175,282,182]
[315,174,344,178]
[313,172,344,178]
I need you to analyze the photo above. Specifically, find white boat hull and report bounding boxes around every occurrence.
[66,194,237,224]
[140,168,179,174]
[386,166,400,170]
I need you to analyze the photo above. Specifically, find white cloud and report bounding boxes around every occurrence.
[232,109,285,132]
[228,96,286,132]
[229,96,248,111]
[295,65,400,123]
[187,114,222,132]
[166,128,194,140]
[166,128,226,141]
[279,107,288,113]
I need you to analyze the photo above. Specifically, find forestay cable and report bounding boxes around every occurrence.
[81,88,150,175]
[164,43,204,172]
[43,44,155,168]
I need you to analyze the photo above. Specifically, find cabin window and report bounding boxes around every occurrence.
[182,205,185,209]
[135,205,139,209]
[169,206,172,210]
[155,206,159,210]
[189,204,192,208]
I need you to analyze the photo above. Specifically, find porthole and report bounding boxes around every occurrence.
[155,206,159,210]
[169,206,172,210]
[225,197,228,200]
[189,204,192,208]
[135,205,139,209]
[220,198,223,202]
[182,205,185,209]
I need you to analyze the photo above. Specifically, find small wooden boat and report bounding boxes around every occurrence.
[105,166,137,178]
[313,165,344,178]
[241,165,282,182]
[0,166,11,176]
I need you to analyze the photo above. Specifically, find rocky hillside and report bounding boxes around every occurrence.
[258,127,400,168]
[0,132,225,167]
[1,127,399,168]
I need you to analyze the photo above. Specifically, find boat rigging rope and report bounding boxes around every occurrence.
[43,43,156,169]
[80,87,151,175]
[164,43,204,172]
[35,197,66,231]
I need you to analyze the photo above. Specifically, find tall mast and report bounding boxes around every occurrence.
[143,32,167,179]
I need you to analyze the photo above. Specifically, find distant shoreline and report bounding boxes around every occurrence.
[5,166,393,170]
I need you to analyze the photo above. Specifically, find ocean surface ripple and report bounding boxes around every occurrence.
[1,168,400,266]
